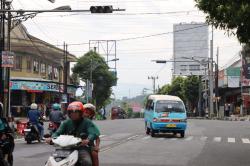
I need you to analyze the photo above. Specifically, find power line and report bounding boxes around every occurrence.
[35,10,199,17]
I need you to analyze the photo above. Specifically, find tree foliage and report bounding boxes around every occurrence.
[195,0,250,44]
[158,76,200,109]
[183,76,200,109]
[158,76,185,101]
[72,51,117,109]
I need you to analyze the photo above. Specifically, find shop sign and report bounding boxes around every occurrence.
[1,51,14,68]
[242,52,250,86]
[11,81,60,92]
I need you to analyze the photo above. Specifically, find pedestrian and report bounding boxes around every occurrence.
[225,103,229,117]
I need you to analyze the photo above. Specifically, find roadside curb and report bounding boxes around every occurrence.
[188,117,250,121]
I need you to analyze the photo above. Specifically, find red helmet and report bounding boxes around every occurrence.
[67,101,84,113]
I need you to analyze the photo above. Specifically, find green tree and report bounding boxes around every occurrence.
[183,76,200,111]
[195,0,250,44]
[158,77,185,101]
[72,51,117,109]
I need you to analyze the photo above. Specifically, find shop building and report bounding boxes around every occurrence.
[9,24,78,117]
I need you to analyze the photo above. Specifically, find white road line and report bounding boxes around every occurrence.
[213,137,222,142]
[200,136,208,141]
[170,138,178,141]
[142,136,151,140]
[127,135,139,140]
[242,138,250,144]
[185,136,193,141]
[157,138,165,141]
[100,135,106,138]
[228,138,236,143]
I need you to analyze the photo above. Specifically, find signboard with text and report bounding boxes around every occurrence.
[10,80,77,95]
[1,51,14,68]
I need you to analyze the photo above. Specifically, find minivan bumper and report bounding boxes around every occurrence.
[152,122,187,131]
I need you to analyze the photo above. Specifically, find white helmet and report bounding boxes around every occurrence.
[84,103,96,111]
[30,103,38,110]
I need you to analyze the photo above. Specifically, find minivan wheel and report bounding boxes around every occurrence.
[150,128,156,137]
[180,131,185,138]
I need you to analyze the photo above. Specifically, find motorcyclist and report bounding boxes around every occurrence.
[49,103,65,131]
[46,101,100,166]
[27,103,44,140]
[0,102,14,166]
[83,103,100,166]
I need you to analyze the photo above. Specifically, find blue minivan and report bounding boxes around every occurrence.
[144,95,187,137]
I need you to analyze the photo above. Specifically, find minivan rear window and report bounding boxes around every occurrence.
[155,100,185,113]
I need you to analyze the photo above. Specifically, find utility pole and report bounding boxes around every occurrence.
[215,47,219,117]
[6,1,11,117]
[63,42,68,104]
[209,26,214,118]
[0,0,5,117]
[148,76,158,94]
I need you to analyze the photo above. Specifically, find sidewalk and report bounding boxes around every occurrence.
[188,115,250,121]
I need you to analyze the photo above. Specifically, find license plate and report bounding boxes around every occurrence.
[24,129,31,132]
[166,124,176,128]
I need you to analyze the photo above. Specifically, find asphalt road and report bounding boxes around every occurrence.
[13,119,250,166]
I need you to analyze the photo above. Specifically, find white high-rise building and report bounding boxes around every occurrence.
[173,23,209,76]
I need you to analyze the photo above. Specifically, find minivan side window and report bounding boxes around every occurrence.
[146,100,153,110]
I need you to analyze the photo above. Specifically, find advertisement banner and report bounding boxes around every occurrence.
[242,52,250,86]
[227,76,240,88]
[10,80,77,95]
[1,51,14,68]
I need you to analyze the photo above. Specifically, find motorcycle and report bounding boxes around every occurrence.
[24,122,41,144]
[0,133,14,166]
[45,135,92,166]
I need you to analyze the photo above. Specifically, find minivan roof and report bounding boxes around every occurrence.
[148,95,182,102]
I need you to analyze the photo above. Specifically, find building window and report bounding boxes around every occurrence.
[48,65,53,80]
[26,56,32,72]
[189,65,200,71]
[41,63,46,74]
[33,60,39,73]
[180,65,187,71]
[53,67,58,79]
[13,56,22,70]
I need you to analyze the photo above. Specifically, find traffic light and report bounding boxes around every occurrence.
[90,6,113,13]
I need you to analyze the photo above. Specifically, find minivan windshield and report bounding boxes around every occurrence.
[155,100,185,113]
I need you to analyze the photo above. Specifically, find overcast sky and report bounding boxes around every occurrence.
[12,0,242,99]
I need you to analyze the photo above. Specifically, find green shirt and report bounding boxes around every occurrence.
[52,118,100,141]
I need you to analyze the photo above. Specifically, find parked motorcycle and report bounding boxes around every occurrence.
[24,122,41,144]
[45,135,92,166]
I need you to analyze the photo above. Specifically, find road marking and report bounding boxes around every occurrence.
[228,138,236,143]
[142,136,151,140]
[100,135,106,138]
[170,138,178,141]
[200,136,208,141]
[213,137,222,142]
[127,135,139,140]
[185,136,193,141]
[242,138,250,144]
[157,138,165,141]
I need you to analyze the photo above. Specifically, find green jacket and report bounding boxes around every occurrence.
[52,118,100,141]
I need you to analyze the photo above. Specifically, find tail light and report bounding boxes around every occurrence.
[160,119,170,122]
